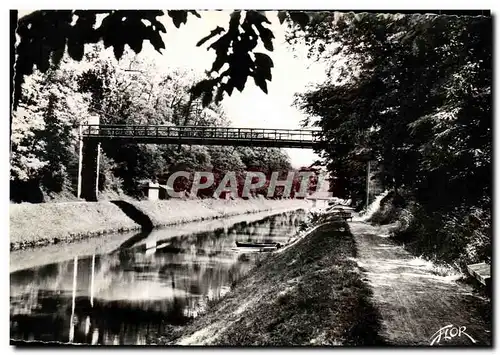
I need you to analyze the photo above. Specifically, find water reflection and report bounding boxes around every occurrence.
[10,209,307,345]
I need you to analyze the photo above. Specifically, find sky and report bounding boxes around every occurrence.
[141,11,327,168]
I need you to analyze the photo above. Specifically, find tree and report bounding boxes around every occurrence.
[11,58,92,201]
[294,12,491,204]
[73,45,237,197]
[293,12,492,263]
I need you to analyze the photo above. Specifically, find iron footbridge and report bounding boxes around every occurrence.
[81,124,319,149]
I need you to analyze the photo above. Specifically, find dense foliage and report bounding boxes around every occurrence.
[292,13,492,265]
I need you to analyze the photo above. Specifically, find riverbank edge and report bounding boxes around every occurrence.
[10,198,311,251]
[152,219,384,346]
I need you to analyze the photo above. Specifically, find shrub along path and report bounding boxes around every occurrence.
[349,221,491,346]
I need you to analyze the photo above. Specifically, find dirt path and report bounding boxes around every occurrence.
[349,221,491,346]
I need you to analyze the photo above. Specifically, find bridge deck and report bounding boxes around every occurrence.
[81,124,317,149]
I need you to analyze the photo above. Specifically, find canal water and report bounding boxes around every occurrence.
[10,209,308,345]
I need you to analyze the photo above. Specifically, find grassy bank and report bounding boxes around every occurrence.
[9,201,139,250]
[129,198,308,227]
[10,198,309,251]
[152,220,384,346]
[368,191,491,269]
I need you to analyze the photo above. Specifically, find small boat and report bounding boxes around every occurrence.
[236,241,281,248]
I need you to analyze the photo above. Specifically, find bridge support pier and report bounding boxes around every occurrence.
[79,140,100,201]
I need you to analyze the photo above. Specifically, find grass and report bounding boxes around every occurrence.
[157,222,384,346]
[367,191,406,225]
[10,198,309,251]
[406,256,461,278]
[368,190,492,271]
[9,201,139,250]
[131,198,308,227]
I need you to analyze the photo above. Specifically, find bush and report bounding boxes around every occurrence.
[368,191,407,225]
[368,189,491,269]
[98,152,125,195]
[390,201,491,268]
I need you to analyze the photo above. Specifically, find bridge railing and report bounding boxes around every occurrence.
[81,124,319,143]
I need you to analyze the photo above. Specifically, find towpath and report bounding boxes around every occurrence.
[349,221,491,346]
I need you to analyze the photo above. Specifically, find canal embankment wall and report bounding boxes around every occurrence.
[10,198,311,251]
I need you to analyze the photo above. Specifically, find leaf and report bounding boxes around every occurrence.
[233,71,248,92]
[189,10,201,18]
[277,11,288,24]
[113,43,125,59]
[251,11,271,25]
[128,36,143,54]
[254,52,273,80]
[149,18,166,33]
[126,23,146,53]
[289,11,310,29]
[202,90,213,107]
[67,41,85,61]
[257,26,274,51]
[191,79,215,98]
[36,49,51,72]
[167,11,188,28]
[73,12,99,43]
[98,14,119,48]
[224,82,234,96]
[209,33,231,53]
[253,75,268,94]
[254,52,274,68]
[196,26,225,47]
[229,11,241,30]
[51,47,65,66]
[210,54,226,73]
[215,85,225,102]
[148,31,165,52]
